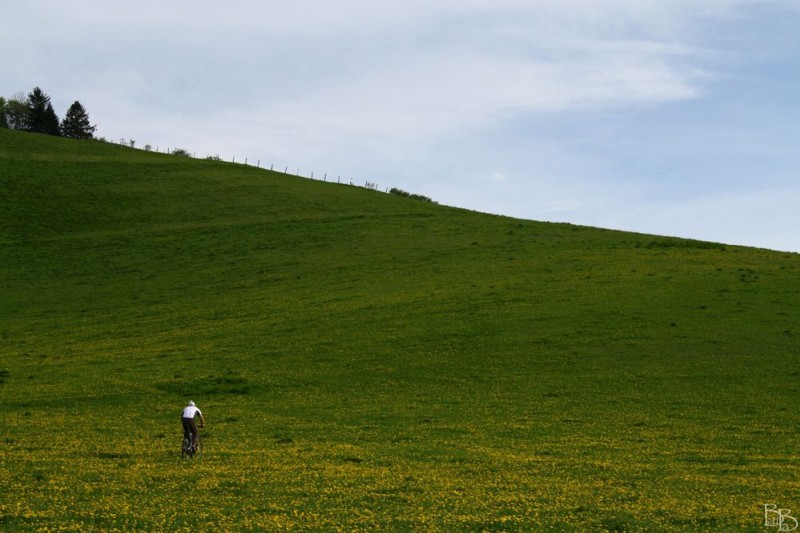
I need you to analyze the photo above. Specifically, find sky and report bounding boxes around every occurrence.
[4,1,800,252]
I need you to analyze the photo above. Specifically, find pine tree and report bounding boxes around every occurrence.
[61,101,96,139]
[43,102,61,136]
[25,87,51,133]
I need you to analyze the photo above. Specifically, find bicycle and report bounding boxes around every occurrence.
[181,426,203,459]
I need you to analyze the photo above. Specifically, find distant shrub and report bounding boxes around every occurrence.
[171,148,192,157]
[389,187,434,203]
[638,238,722,250]
[206,155,222,161]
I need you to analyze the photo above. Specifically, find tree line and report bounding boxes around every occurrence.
[0,86,96,139]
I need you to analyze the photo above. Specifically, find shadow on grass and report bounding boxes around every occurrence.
[156,375,254,397]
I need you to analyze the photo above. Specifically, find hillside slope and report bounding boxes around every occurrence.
[1,128,799,531]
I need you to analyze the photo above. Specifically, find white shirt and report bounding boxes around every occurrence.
[182,405,202,419]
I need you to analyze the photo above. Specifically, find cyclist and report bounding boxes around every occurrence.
[181,401,205,451]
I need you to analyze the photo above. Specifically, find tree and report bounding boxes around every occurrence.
[25,87,51,133]
[43,102,61,136]
[61,101,96,139]
[0,97,8,128]
[4,92,28,130]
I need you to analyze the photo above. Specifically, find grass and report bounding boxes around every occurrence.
[1,127,800,531]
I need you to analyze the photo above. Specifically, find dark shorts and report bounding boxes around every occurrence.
[182,417,198,438]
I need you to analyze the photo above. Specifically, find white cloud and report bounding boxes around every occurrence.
[194,8,707,168]
[4,1,713,157]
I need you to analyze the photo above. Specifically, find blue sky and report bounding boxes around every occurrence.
[4,1,800,251]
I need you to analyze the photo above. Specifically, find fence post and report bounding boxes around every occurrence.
[233,156,236,163]
[257,160,260,168]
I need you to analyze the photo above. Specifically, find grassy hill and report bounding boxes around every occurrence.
[1,127,799,531]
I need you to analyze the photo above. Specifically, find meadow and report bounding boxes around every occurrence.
[1,128,799,531]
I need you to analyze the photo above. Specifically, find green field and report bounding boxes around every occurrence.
[1,128,799,531]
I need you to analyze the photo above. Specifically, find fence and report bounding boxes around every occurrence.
[114,138,399,194]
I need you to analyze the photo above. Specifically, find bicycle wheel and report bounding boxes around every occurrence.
[182,436,194,459]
